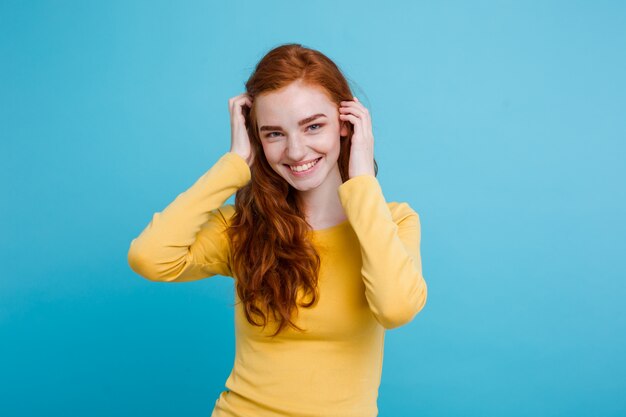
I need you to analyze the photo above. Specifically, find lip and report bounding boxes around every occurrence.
[284,157,321,167]
[285,156,322,177]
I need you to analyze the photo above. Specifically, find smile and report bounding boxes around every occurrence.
[286,157,322,175]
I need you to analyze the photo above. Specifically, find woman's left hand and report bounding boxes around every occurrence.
[339,97,376,178]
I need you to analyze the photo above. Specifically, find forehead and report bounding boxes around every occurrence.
[255,81,335,123]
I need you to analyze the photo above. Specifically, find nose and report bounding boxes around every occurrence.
[285,134,306,162]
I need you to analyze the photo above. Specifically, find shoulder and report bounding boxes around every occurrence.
[216,204,237,225]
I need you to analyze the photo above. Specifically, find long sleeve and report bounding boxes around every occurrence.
[127,152,251,282]
[337,174,428,329]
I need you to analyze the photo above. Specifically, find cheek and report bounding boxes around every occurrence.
[261,143,282,164]
[326,135,342,155]
[318,132,341,151]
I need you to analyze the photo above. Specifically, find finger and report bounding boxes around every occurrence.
[339,113,373,144]
[231,94,251,106]
[339,104,367,120]
[341,98,369,116]
[341,107,370,129]
[231,97,251,115]
[340,100,367,112]
[237,95,253,108]
[339,113,361,135]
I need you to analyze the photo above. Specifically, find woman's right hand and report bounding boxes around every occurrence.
[228,93,255,167]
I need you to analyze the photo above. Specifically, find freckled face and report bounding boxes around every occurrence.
[254,80,349,192]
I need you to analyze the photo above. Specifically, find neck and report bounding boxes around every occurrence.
[297,164,346,228]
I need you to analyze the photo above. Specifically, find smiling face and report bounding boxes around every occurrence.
[254,80,349,193]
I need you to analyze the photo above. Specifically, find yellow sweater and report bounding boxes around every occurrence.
[127,151,428,417]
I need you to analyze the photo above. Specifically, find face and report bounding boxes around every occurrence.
[254,80,349,192]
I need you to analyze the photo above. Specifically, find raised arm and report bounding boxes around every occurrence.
[338,174,428,329]
[127,151,251,282]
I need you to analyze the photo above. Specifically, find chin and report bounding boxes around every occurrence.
[289,179,323,192]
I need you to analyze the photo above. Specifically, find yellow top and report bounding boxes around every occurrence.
[127,151,428,417]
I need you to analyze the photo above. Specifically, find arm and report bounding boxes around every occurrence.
[127,152,251,282]
[338,175,428,329]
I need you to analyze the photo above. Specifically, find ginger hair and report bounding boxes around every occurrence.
[226,43,377,337]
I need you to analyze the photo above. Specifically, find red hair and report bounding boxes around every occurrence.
[226,43,378,337]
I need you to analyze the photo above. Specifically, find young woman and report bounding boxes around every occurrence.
[128,43,428,417]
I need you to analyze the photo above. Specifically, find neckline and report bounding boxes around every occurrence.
[308,219,350,234]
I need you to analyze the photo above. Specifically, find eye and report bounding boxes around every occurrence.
[266,132,283,138]
[308,123,323,131]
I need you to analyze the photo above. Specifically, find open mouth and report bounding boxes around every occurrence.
[286,157,322,174]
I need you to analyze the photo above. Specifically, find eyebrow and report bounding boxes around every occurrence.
[259,113,327,132]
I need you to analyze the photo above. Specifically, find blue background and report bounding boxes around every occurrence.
[1,1,625,416]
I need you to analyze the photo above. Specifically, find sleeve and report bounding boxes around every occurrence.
[127,152,251,282]
[337,174,428,329]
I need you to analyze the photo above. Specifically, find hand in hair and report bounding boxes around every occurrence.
[339,97,376,178]
[228,93,255,167]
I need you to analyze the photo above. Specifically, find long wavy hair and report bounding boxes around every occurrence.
[226,43,378,337]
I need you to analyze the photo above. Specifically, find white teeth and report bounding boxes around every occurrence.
[290,158,320,172]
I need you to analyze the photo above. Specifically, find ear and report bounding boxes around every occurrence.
[340,121,348,137]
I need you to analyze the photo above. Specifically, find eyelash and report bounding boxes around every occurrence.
[266,123,323,138]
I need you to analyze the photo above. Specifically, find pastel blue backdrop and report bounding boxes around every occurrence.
[1,1,625,416]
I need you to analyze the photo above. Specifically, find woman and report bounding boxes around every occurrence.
[127,43,427,417]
